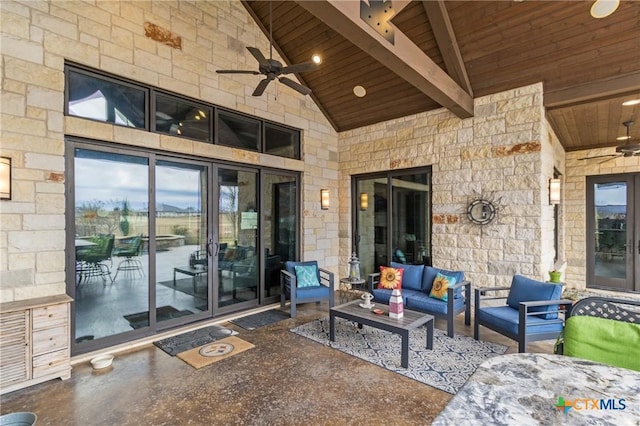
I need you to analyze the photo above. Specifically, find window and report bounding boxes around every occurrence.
[216,110,260,151]
[67,69,146,129]
[155,94,212,142]
[265,123,300,159]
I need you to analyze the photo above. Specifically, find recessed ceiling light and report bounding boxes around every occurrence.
[312,54,322,64]
[622,99,640,106]
[590,0,619,18]
[353,85,366,98]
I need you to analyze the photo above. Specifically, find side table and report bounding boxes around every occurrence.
[338,278,366,303]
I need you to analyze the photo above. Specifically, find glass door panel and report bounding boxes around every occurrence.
[218,168,259,308]
[155,161,209,323]
[356,178,388,278]
[588,174,637,291]
[73,148,149,343]
[391,173,431,266]
[264,174,297,298]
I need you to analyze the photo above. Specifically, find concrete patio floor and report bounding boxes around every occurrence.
[0,299,555,426]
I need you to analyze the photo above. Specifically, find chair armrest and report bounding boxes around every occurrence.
[280,269,296,287]
[474,286,510,307]
[520,299,574,318]
[318,268,335,291]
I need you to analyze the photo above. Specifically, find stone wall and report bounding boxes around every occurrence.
[339,83,563,289]
[0,0,339,303]
[564,149,640,289]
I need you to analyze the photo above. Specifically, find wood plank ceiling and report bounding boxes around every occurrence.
[237,1,640,152]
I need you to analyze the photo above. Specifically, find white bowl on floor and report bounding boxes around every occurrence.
[90,354,114,369]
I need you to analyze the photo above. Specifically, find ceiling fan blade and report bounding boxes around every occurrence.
[598,154,622,164]
[252,78,272,96]
[278,76,312,95]
[216,70,260,75]
[246,47,270,68]
[578,154,617,160]
[282,62,318,74]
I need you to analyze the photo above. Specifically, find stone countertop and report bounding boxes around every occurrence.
[432,352,640,426]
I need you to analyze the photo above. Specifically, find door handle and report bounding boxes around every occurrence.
[207,239,219,257]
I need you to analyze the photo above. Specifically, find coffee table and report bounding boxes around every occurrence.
[330,300,434,368]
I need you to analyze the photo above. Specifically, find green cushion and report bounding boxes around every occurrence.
[294,264,320,288]
[564,315,640,372]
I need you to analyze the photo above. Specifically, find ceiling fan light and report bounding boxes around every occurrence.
[590,0,619,18]
[622,99,640,106]
[616,136,630,141]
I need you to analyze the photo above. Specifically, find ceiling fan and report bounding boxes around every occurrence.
[579,120,640,163]
[216,3,317,97]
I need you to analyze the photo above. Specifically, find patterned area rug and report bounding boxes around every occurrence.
[291,317,508,394]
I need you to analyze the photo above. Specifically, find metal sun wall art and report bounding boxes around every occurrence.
[466,193,503,226]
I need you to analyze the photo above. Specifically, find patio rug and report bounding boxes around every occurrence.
[154,324,238,356]
[290,317,508,394]
[124,306,193,329]
[177,336,254,369]
[230,309,290,330]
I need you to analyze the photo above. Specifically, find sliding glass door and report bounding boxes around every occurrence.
[354,168,432,278]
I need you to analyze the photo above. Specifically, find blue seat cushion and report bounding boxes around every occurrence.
[391,262,423,291]
[506,275,564,319]
[294,284,330,301]
[478,306,564,337]
[423,266,464,297]
[372,288,420,305]
[405,292,465,316]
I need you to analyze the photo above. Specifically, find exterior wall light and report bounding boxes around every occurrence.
[359,193,368,211]
[0,157,11,200]
[549,178,561,205]
[320,189,330,210]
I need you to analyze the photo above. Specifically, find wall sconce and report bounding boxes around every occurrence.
[0,157,11,200]
[549,178,561,205]
[359,193,368,211]
[320,189,330,210]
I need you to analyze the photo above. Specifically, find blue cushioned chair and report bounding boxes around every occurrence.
[280,261,335,318]
[474,275,572,352]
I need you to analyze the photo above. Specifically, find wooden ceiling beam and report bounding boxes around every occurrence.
[295,0,473,119]
[544,72,640,109]
[421,0,472,96]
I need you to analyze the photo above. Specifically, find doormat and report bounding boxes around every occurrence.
[177,336,254,369]
[230,309,290,330]
[124,306,193,329]
[291,317,508,394]
[154,324,238,356]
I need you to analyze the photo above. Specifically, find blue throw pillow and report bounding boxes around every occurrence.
[506,275,563,319]
[294,264,320,288]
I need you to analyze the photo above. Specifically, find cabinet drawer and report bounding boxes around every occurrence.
[32,304,67,330]
[32,326,68,356]
[32,349,69,379]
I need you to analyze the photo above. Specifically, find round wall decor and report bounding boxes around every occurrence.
[466,199,497,225]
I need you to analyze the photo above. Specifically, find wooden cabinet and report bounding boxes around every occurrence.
[0,295,72,395]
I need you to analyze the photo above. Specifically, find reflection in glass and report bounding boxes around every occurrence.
[67,70,145,128]
[155,95,211,142]
[392,173,431,266]
[265,124,300,159]
[594,182,627,280]
[218,168,259,308]
[74,149,149,343]
[156,161,209,321]
[217,111,260,151]
[264,174,297,297]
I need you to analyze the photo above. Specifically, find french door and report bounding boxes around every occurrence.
[586,173,639,291]
[68,140,299,354]
[353,168,432,279]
